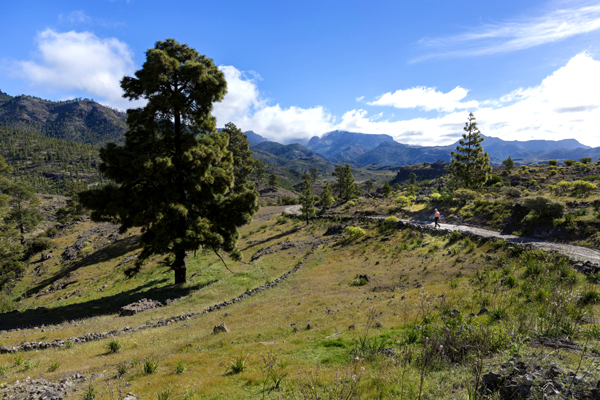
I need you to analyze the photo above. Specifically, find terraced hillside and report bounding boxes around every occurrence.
[3,206,600,399]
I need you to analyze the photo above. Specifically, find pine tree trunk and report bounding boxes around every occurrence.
[173,250,187,284]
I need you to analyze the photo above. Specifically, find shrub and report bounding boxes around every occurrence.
[549,169,557,176]
[383,216,398,227]
[563,159,576,166]
[343,226,365,240]
[394,195,411,207]
[580,157,592,164]
[82,384,96,400]
[107,339,121,354]
[554,180,572,194]
[579,290,600,306]
[580,175,600,182]
[26,237,54,256]
[175,360,185,374]
[572,180,597,196]
[143,358,159,374]
[228,354,248,375]
[522,196,565,217]
[548,160,558,166]
[486,174,503,186]
[45,226,59,237]
[351,275,369,286]
[279,196,298,205]
[429,193,441,201]
[48,362,60,372]
[117,362,128,376]
[345,201,356,208]
[504,275,517,288]
[454,188,479,203]
[501,186,522,198]
[440,193,453,202]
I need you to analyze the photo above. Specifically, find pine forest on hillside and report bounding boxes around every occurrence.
[0,127,105,195]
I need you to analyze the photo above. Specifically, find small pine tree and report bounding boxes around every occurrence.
[332,164,355,201]
[268,174,278,188]
[299,175,316,225]
[502,156,515,171]
[309,167,319,182]
[320,182,334,210]
[382,181,391,198]
[409,172,417,185]
[448,113,492,190]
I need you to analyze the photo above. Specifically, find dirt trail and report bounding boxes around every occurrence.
[282,206,600,264]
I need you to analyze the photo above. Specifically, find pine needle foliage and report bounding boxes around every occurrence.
[299,175,316,225]
[79,39,259,284]
[447,113,492,190]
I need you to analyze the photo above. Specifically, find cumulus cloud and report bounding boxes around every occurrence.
[10,29,137,109]
[368,86,479,112]
[213,66,335,142]
[415,2,600,61]
[213,52,600,148]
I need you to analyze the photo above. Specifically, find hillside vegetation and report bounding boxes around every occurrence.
[0,91,127,145]
[2,206,600,399]
[0,127,104,195]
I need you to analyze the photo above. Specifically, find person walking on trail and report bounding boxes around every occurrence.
[434,208,441,228]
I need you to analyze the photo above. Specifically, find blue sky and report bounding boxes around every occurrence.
[2,0,600,146]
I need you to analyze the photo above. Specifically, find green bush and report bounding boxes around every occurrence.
[107,339,121,354]
[429,193,441,201]
[26,237,54,256]
[572,180,597,196]
[279,196,298,206]
[454,188,479,203]
[500,186,522,198]
[548,160,558,166]
[522,196,565,217]
[343,226,365,240]
[394,195,411,207]
[383,216,398,226]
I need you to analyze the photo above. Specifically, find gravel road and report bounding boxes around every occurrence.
[282,205,600,264]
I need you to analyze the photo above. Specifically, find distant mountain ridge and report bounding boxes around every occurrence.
[0,90,127,145]
[0,89,597,169]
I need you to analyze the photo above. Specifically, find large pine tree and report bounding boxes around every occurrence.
[80,39,259,284]
[299,175,316,225]
[447,113,491,190]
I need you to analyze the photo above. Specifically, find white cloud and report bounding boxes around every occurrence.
[213,52,600,148]
[213,66,335,142]
[58,10,92,25]
[416,2,600,61]
[355,96,364,102]
[10,29,137,109]
[368,86,479,112]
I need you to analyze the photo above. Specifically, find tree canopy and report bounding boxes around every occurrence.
[299,175,316,225]
[332,164,355,201]
[447,113,491,190]
[80,39,259,284]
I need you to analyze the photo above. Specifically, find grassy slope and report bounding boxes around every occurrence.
[2,206,600,399]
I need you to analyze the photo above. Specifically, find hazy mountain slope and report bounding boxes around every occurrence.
[354,141,452,166]
[0,92,127,145]
[306,130,394,161]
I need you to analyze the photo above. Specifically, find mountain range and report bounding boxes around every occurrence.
[1,90,598,168]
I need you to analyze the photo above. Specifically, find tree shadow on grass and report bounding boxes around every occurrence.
[240,226,302,251]
[0,278,213,330]
[25,235,142,298]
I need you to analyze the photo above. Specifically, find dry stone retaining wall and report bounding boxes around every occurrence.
[0,244,318,354]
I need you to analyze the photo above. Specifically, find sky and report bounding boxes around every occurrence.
[2,0,600,147]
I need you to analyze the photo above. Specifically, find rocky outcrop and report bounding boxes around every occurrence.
[120,299,162,316]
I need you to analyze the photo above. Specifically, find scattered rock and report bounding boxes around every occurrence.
[120,298,162,317]
[213,323,230,334]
